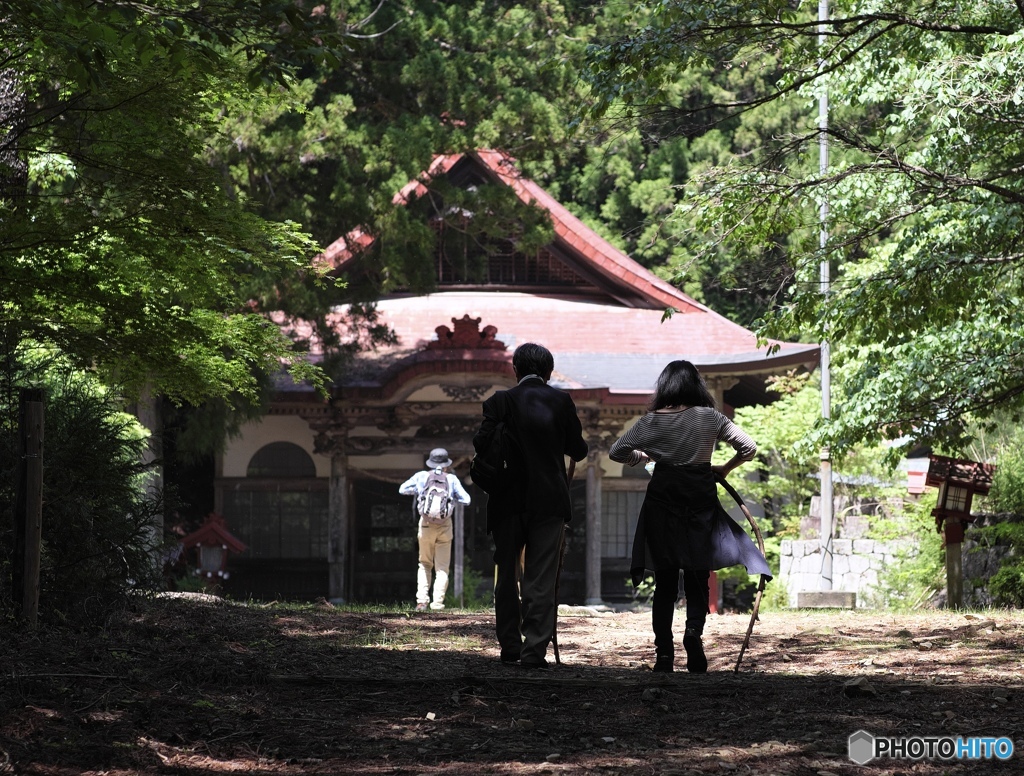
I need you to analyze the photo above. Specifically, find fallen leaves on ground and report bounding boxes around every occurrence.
[1,598,1022,775]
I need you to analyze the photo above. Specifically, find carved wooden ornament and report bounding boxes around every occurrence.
[428,315,505,350]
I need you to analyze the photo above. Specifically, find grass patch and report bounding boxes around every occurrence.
[334,625,483,651]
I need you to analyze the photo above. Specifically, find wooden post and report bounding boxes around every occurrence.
[585,453,603,605]
[18,388,45,628]
[453,501,465,606]
[945,542,963,608]
[328,451,349,604]
[945,518,964,609]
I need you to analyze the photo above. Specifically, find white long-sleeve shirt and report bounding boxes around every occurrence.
[609,407,757,468]
[398,470,472,504]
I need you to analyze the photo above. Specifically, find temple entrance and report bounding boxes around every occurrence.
[348,477,588,605]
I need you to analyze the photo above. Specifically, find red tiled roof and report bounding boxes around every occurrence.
[359,293,778,360]
[309,151,819,398]
[182,513,248,554]
[326,292,818,396]
[468,150,703,312]
[318,226,374,269]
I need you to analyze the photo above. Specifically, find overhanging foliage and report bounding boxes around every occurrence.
[583,0,1024,455]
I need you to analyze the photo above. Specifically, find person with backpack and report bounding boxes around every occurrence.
[472,343,588,669]
[398,448,472,612]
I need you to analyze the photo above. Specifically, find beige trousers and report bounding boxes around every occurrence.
[417,518,454,606]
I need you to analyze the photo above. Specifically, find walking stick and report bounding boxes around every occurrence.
[551,459,576,665]
[715,474,769,673]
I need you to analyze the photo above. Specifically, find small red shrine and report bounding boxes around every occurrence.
[181,512,248,586]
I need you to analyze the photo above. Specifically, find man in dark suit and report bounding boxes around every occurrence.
[473,343,589,668]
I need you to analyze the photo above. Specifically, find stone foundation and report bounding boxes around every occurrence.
[778,538,912,608]
[780,515,1022,608]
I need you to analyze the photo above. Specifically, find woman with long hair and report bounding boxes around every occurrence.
[609,360,771,672]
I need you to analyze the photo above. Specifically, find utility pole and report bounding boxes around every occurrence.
[818,0,834,592]
[798,0,856,611]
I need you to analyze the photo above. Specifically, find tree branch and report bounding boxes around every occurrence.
[829,127,1024,207]
[686,12,1016,40]
[626,20,900,138]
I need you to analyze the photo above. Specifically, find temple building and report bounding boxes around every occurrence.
[215,151,819,604]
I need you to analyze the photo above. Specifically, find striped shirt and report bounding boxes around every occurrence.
[608,407,757,468]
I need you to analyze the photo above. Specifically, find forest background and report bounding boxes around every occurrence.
[3,0,1024,622]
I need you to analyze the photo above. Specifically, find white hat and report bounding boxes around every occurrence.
[425,448,452,468]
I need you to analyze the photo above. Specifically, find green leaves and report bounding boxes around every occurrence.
[2,0,344,404]
[583,0,1024,454]
[0,346,165,622]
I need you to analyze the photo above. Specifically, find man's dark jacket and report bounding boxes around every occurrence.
[473,377,589,531]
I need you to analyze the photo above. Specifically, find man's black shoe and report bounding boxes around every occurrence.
[683,628,708,673]
[653,655,674,673]
[500,651,520,664]
[519,659,550,670]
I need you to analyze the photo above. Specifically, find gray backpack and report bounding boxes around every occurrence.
[417,468,452,524]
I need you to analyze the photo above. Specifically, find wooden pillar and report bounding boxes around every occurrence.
[328,451,349,604]
[944,517,964,609]
[705,377,738,414]
[585,452,603,605]
[213,453,224,515]
[945,542,963,609]
[453,501,465,606]
[17,389,44,628]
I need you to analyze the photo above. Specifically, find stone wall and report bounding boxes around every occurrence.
[778,538,913,608]
[779,512,1021,608]
[961,513,1020,608]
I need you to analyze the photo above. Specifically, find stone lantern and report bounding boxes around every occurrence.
[181,512,247,592]
[925,455,994,608]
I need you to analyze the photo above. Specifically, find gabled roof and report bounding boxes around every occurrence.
[311,151,819,401]
[319,150,704,312]
[182,512,248,554]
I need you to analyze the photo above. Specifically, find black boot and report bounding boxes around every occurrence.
[652,568,679,673]
[681,569,709,673]
[683,628,707,673]
[652,626,675,672]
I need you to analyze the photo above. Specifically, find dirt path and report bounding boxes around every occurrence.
[2,598,1022,774]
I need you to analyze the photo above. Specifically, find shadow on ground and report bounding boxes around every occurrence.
[2,597,1022,775]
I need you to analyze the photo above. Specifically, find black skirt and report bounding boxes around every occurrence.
[630,462,772,587]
